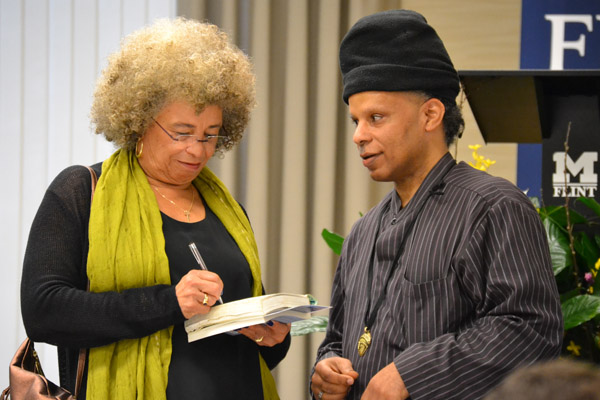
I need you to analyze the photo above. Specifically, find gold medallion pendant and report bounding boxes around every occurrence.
[357,327,372,357]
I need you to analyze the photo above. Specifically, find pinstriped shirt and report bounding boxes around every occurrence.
[315,153,562,399]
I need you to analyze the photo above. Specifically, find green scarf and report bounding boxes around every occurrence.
[87,149,279,399]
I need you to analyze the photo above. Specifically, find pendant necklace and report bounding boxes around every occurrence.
[153,185,196,222]
[358,180,448,357]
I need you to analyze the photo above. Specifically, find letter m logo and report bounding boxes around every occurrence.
[552,152,598,184]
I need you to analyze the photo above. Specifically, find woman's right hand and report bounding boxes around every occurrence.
[176,270,224,319]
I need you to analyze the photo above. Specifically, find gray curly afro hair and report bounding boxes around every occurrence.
[91,17,256,151]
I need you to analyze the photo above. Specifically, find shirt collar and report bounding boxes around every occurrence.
[390,152,456,213]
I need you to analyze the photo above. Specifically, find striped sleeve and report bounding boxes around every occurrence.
[396,198,562,399]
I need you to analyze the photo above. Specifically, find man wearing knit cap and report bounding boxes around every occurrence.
[311,9,562,400]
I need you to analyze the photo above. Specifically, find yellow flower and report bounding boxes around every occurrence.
[567,340,581,356]
[591,259,600,278]
[467,144,496,172]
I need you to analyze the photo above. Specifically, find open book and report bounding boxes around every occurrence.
[184,293,329,342]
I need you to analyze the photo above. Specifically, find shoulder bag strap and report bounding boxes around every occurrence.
[74,166,97,397]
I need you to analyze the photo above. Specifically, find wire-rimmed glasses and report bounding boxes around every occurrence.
[151,116,227,148]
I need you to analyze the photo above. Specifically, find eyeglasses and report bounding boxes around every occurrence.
[151,117,227,148]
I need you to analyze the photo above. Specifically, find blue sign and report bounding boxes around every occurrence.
[518,0,600,199]
[522,0,600,69]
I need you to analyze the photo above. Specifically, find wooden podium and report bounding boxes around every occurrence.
[459,70,600,210]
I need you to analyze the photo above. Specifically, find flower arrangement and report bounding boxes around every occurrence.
[322,145,600,362]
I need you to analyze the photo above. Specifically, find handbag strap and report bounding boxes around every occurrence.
[74,166,98,397]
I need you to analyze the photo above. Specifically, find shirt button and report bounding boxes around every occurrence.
[391,218,397,225]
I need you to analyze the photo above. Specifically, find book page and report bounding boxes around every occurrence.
[184,293,311,333]
[184,293,329,341]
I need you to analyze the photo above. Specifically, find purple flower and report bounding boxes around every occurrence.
[585,272,594,283]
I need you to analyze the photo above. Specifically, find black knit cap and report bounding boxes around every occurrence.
[339,9,460,104]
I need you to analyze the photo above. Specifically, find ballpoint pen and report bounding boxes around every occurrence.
[188,242,224,304]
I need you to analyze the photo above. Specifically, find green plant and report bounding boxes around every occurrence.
[540,197,600,361]
[321,228,344,256]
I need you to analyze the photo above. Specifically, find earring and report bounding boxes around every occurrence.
[135,141,143,158]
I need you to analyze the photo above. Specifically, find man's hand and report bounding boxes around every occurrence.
[311,357,359,399]
[361,363,409,400]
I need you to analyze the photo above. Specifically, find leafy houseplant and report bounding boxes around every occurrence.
[321,145,600,363]
[542,197,600,361]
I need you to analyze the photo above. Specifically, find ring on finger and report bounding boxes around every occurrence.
[202,293,209,306]
[255,336,264,343]
[318,391,324,400]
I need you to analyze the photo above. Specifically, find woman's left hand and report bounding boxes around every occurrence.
[238,321,291,347]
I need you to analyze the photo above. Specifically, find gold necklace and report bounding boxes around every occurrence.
[153,185,195,222]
